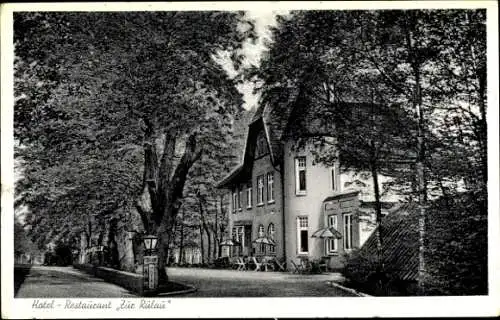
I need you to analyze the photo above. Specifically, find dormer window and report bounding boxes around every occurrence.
[255,131,268,158]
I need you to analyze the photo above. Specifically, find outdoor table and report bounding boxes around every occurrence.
[261,256,275,272]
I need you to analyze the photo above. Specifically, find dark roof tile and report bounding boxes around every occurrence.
[360,202,420,281]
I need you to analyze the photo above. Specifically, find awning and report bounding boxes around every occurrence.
[252,236,276,246]
[312,226,342,239]
[219,239,240,246]
[233,220,253,226]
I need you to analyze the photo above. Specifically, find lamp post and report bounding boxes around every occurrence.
[72,249,80,264]
[143,234,159,294]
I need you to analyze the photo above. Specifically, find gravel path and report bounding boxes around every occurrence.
[15,266,137,298]
[167,267,355,297]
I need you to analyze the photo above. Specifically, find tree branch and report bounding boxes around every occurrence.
[157,133,202,227]
[134,200,150,233]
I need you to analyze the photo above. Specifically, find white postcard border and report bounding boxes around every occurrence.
[1,1,498,318]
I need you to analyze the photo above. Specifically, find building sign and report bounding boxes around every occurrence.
[324,192,360,214]
[324,201,339,213]
[143,256,158,265]
[340,199,355,208]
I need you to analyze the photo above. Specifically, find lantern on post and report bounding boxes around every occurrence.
[142,234,159,294]
[143,234,158,255]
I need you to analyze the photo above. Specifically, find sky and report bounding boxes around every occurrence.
[216,10,288,111]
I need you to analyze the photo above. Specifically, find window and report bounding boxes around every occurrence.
[246,184,252,208]
[233,226,245,247]
[268,223,276,254]
[258,224,265,237]
[255,131,268,158]
[343,213,353,250]
[326,215,338,254]
[232,191,237,213]
[238,187,243,211]
[267,172,274,203]
[232,226,245,256]
[295,157,307,195]
[297,216,309,254]
[331,167,337,191]
[258,225,265,253]
[257,175,264,205]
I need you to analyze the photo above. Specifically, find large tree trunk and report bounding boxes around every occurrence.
[199,224,205,264]
[205,226,211,263]
[202,220,211,263]
[466,11,487,189]
[404,15,428,295]
[136,122,202,283]
[475,56,487,190]
[212,231,218,260]
[369,90,383,276]
[214,202,218,259]
[370,152,383,272]
[179,207,185,265]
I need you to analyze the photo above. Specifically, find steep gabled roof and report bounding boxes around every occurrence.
[217,87,416,189]
[261,87,301,164]
[217,87,300,189]
[216,164,244,188]
[250,103,266,124]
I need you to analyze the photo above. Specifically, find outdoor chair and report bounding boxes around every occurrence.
[274,258,286,272]
[318,257,329,273]
[251,256,263,271]
[300,257,313,274]
[229,257,239,270]
[290,259,304,274]
[235,257,247,271]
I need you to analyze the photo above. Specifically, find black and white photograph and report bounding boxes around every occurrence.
[1,1,499,318]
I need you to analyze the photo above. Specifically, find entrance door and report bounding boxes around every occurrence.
[243,226,252,256]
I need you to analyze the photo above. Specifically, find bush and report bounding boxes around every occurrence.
[343,250,417,296]
[214,257,230,269]
[425,191,488,295]
[344,191,487,296]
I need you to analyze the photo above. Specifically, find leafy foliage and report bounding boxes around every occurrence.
[14,12,254,272]
[426,191,487,295]
[345,191,487,296]
[252,9,487,295]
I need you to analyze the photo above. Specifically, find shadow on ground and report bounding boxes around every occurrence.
[14,265,32,296]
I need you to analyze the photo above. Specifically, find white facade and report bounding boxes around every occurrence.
[283,141,340,262]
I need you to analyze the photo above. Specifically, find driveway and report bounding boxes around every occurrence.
[167,267,355,297]
[15,265,136,298]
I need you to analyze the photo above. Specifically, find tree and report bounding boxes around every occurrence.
[252,10,418,282]
[178,108,251,263]
[251,9,486,294]
[14,12,255,279]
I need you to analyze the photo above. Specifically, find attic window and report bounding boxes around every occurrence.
[255,131,268,158]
